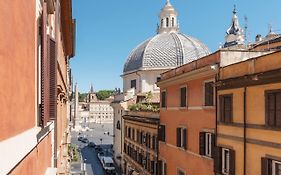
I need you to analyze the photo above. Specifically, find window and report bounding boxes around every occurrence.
[131,79,136,89]
[166,17,169,27]
[161,91,167,108]
[158,125,166,142]
[222,148,230,174]
[219,94,233,123]
[178,169,185,175]
[262,157,281,175]
[158,160,167,175]
[172,17,175,27]
[161,19,164,27]
[157,77,161,82]
[116,121,121,130]
[214,147,235,175]
[265,90,281,127]
[205,81,214,106]
[176,127,187,149]
[180,87,187,107]
[199,132,215,157]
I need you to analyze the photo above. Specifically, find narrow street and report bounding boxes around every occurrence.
[70,122,121,175]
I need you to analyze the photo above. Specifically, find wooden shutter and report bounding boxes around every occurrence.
[211,133,216,158]
[219,95,225,122]
[161,91,166,108]
[183,128,187,149]
[158,160,163,175]
[177,128,181,147]
[205,82,214,106]
[229,149,236,175]
[224,95,233,123]
[267,93,276,126]
[214,147,222,174]
[180,87,187,107]
[276,93,281,127]
[40,2,49,127]
[261,157,271,175]
[199,132,206,155]
[48,36,56,120]
[159,125,166,142]
[151,160,155,173]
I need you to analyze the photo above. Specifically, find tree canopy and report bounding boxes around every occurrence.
[96,90,113,100]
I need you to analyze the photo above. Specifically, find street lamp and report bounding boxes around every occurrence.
[100,138,103,145]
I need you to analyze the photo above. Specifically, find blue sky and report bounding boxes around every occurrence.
[71,0,281,93]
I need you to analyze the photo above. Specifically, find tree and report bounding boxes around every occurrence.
[96,90,113,100]
[78,93,87,102]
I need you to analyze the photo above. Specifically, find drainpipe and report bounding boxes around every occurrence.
[243,87,247,175]
[54,0,59,168]
[215,64,220,146]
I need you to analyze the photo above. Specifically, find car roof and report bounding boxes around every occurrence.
[102,157,114,163]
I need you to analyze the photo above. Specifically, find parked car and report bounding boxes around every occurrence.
[88,142,96,148]
[81,138,89,143]
[78,136,83,141]
[101,157,115,173]
[95,145,103,153]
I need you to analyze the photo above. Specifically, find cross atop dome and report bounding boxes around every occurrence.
[157,0,179,34]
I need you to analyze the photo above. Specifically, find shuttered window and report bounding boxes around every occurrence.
[199,132,215,158]
[176,127,187,149]
[262,157,281,175]
[214,147,235,175]
[48,36,56,120]
[205,81,214,106]
[161,91,167,108]
[158,160,166,175]
[159,125,166,142]
[220,94,233,123]
[265,90,281,128]
[180,87,187,107]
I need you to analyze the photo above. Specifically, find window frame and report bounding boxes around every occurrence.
[272,160,281,175]
[222,148,230,175]
[205,132,213,157]
[177,126,187,149]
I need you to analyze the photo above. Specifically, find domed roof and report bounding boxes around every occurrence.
[123,33,210,73]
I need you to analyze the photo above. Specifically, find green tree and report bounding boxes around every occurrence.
[78,93,87,102]
[96,90,113,100]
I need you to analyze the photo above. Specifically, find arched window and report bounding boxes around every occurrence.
[166,17,169,27]
[172,17,175,27]
[117,120,121,130]
[161,19,164,27]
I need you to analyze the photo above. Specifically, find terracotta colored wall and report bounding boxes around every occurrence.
[10,133,52,175]
[0,0,36,141]
[217,82,281,175]
[159,76,215,175]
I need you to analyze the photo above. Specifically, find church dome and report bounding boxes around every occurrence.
[123,33,210,73]
[123,1,211,73]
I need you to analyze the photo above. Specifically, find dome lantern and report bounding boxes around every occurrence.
[157,0,179,34]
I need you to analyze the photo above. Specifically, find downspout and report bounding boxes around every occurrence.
[54,0,59,167]
[215,64,220,145]
[243,87,247,175]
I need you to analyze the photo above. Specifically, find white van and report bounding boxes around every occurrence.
[101,157,115,173]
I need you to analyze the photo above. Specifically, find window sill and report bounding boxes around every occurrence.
[201,155,213,160]
[202,106,215,110]
[179,107,188,110]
